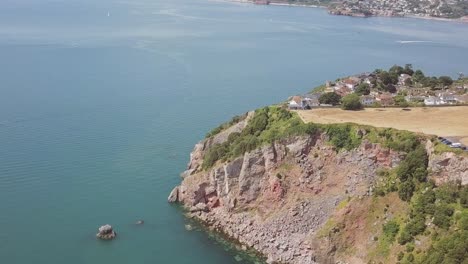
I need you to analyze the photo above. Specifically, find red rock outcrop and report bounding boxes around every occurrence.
[169,130,402,263]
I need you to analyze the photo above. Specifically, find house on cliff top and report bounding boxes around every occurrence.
[360,95,376,106]
[341,77,360,90]
[288,96,305,110]
[288,94,320,110]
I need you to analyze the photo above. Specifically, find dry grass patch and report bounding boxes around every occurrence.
[296,106,468,145]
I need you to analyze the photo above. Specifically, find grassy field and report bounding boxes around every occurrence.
[296,106,468,145]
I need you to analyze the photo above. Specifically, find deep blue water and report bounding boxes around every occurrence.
[1,0,468,263]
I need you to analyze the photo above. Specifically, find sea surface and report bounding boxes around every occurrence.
[1,0,468,263]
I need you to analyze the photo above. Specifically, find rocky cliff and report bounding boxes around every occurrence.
[426,140,468,186]
[168,115,468,264]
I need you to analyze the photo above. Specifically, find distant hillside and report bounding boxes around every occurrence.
[251,0,468,19]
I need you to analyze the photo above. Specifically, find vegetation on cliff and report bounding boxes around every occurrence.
[205,113,248,138]
[202,106,320,169]
[327,132,468,263]
[203,106,429,169]
[200,105,467,263]
[341,93,363,110]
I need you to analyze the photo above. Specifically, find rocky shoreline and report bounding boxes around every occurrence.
[168,117,402,263]
[169,109,468,263]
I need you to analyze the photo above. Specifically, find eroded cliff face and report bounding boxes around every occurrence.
[168,123,468,264]
[170,129,402,263]
[426,140,468,185]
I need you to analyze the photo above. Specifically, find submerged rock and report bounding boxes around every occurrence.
[96,224,117,240]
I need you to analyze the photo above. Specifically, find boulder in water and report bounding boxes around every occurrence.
[168,186,179,203]
[96,224,117,240]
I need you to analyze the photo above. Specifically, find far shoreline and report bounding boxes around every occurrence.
[225,0,468,24]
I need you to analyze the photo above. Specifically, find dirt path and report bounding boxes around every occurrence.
[296,106,468,145]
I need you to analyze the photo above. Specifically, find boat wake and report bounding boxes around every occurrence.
[396,40,434,44]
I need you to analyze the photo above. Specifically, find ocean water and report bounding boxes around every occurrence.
[1,0,468,263]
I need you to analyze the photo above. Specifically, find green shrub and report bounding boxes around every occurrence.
[355,83,370,95]
[398,229,413,245]
[413,188,436,215]
[383,130,420,152]
[202,142,229,169]
[418,230,468,264]
[319,92,341,105]
[397,252,404,261]
[461,186,468,208]
[206,113,247,138]
[341,94,363,110]
[243,110,268,135]
[406,253,414,262]
[397,162,412,182]
[458,211,468,230]
[227,132,241,143]
[406,215,426,236]
[230,134,259,158]
[435,183,459,204]
[412,167,428,182]
[406,243,415,252]
[383,220,400,242]
[326,124,361,151]
[399,180,415,201]
[405,145,429,173]
[433,203,454,229]
[394,94,409,107]
[396,145,429,201]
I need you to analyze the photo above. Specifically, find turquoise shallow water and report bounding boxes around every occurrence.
[1,0,468,263]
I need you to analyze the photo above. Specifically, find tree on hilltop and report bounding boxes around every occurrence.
[355,83,370,95]
[379,71,398,85]
[319,92,341,106]
[341,94,363,110]
[403,64,414,75]
[412,70,425,83]
[389,65,404,76]
[438,76,453,87]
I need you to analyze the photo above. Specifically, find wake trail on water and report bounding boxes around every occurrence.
[396,40,436,44]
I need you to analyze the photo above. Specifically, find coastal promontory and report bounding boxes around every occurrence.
[169,69,468,263]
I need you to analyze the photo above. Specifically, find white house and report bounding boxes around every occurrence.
[303,94,320,107]
[360,95,375,106]
[288,96,305,110]
[438,92,457,104]
[424,96,443,106]
[342,77,360,90]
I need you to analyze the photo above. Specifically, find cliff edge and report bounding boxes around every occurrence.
[169,106,468,264]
